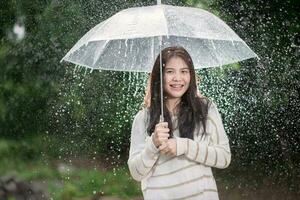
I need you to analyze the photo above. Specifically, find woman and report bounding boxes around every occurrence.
[127,46,231,200]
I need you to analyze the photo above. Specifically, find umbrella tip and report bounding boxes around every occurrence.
[60,57,65,63]
[255,53,260,60]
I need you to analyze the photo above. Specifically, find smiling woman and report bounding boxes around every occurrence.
[127,46,231,200]
[163,56,191,116]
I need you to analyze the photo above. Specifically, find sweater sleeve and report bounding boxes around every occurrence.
[127,109,160,181]
[175,103,231,169]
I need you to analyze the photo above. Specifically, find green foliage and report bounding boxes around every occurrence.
[0,152,142,199]
[60,183,77,200]
[192,0,300,194]
[0,136,44,162]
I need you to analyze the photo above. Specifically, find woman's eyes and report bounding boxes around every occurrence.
[166,70,189,74]
[166,70,174,74]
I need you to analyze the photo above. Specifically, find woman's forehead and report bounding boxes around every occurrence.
[165,57,188,68]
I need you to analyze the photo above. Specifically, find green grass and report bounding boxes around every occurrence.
[0,137,142,200]
[0,159,142,200]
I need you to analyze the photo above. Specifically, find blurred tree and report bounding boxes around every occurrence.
[0,0,52,137]
[187,0,300,193]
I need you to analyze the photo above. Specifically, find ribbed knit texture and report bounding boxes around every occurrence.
[127,103,231,200]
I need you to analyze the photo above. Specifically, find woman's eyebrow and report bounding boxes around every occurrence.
[165,67,189,70]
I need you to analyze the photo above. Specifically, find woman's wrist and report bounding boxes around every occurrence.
[175,136,188,156]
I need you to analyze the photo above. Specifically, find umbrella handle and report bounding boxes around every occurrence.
[159,35,164,123]
[160,114,164,122]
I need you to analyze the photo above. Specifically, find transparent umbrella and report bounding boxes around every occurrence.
[61,0,258,121]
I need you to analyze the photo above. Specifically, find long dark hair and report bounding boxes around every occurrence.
[145,46,211,140]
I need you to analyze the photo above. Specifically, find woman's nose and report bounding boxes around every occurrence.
[172,72,181,81]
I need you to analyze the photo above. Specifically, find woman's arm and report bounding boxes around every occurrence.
[127,109,160,181]
[175,103,231,169]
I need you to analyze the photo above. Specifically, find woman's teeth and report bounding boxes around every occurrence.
[170,84,183,88]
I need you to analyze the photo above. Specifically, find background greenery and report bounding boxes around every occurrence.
[0,0,299,199]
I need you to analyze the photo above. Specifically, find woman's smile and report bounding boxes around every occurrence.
[169,84,185,92]
[170,84,184,88]
[164,56,191,99]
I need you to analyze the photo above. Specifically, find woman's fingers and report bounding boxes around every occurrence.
[154,123,169,136]
[158,133,169,138]
[156,130,169,134]
[161,122,168,127]
[158,133,169,141]
[159,138,168,144]
[155,126,170,146]
[159,142,168,151]
[156,128,170,134]
[154,122,170,146]
[155,122,168,128]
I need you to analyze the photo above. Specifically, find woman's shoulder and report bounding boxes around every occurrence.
[136,106,150,115]
[208,100,218,111]
[206,100,222,119]
[197,96,215,110]
[133,107,150,124]
[198,96,219,115]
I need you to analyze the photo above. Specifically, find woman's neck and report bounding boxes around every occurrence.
[166,97,181,116]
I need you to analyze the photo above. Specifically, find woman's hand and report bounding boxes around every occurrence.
[159,138,177,156]
[152,122,170,148]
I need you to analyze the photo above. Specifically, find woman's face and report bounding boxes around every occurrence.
[163,56,191,100]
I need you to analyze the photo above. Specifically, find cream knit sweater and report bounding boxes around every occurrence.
[127,103,231,200]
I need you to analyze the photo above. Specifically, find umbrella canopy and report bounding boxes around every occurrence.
[61,4,258,72]
[61,2,258,122]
